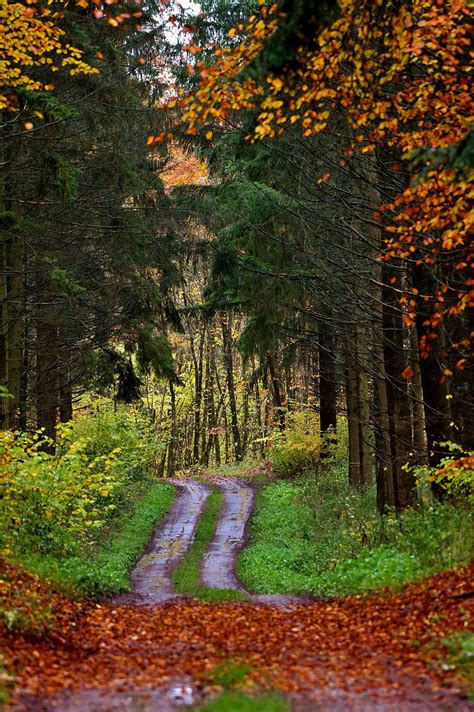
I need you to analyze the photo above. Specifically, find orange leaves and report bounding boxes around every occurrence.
[161,145,208,189]
[0,0,145,110]
[147,131,173,146]
[0,0,103,111]
[170,0,474,363]
[4,564,473,707]
[317,172,331,185]
[401,365,415,380]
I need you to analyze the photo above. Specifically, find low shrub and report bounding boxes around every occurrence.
[268,410,347,478]
[18,480,175,596]
[0,403,174,596]
[415,445,474,505]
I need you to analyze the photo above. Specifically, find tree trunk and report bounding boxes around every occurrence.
[346,331,362,488]
[166,379,177,477]
[221,313,242,461]
[268,354,285,431]
[319,324,337,433]
[6,234,23,429]
[382,275,417,510]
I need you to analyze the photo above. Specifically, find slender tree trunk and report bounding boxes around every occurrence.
[356,323,372,484]
[221,313,242,460]
[166,379,177,478]
[0,234,8,429]
[201,335,211,463]
[382,275,416,510]
[190,326,205,464]
[409,326,427,463]
[346,330,362,488]
[0,114,9,430]
[35,312,59,446]
[268,354,285,431]
[319,324,337,433]
[253,356,265,456]
[6,234,22,429]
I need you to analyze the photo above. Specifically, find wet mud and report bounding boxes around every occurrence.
[200,478,254,592]
[124,480,211,604]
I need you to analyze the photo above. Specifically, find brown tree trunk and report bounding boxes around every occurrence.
[409,326,427,463]
[221,313,242,461]
[166,379,177,478]
[346,331,362,488]
[382,276,417,510]
[268,354,285,431]
[190,326,205,464]
[6,234,22,429]
[319,324,337,433]
[35,292,59,446]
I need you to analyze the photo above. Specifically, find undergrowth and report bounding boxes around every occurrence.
[437,632,474,699]
[198,658,289,712]
[238,464,474,596]
[197,691,290,711]
[1,404,175,597]
[19,479,175,597]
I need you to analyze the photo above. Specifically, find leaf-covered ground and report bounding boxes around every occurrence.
[2,561,473,709]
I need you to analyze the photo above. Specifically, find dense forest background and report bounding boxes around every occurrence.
[1,0,472,508]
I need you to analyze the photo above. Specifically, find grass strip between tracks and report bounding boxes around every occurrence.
[172,488,248,602]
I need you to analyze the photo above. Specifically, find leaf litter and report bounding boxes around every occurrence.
[1,560,473,709]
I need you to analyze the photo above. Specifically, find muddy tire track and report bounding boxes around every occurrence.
[125,480,211,604]
[200,478,254,592]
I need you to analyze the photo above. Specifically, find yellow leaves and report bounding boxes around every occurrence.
[268,76,283,92]
[228,27,237,38]
[0,0,111,110]
[205,130,213,140]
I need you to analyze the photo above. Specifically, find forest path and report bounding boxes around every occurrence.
[10,485,472,711]
[126,476,306,605]
[127,479,211,604]
[201,477,254,592]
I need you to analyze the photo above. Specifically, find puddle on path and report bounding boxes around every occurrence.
[19,679,198,711]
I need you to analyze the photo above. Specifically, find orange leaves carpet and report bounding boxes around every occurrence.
[2,562,473,708]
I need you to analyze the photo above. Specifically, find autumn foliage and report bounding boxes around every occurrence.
[0,0,143,111]
[178,0,473,361]
[2,560,473,706]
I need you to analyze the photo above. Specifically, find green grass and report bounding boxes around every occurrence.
[197,659,290,712]
[172,490,248,602]
[17,479,176,597]
[238,465,474,597]
[208,659,255,688]
[196,691,290,712]
[438,632,474,699]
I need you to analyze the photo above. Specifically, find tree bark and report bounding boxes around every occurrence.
[319,324,337,433]
[221,313,242,461]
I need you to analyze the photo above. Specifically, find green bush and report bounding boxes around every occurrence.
[0,403,175,596]
[19,480,175,596]
[268,411,347,478]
